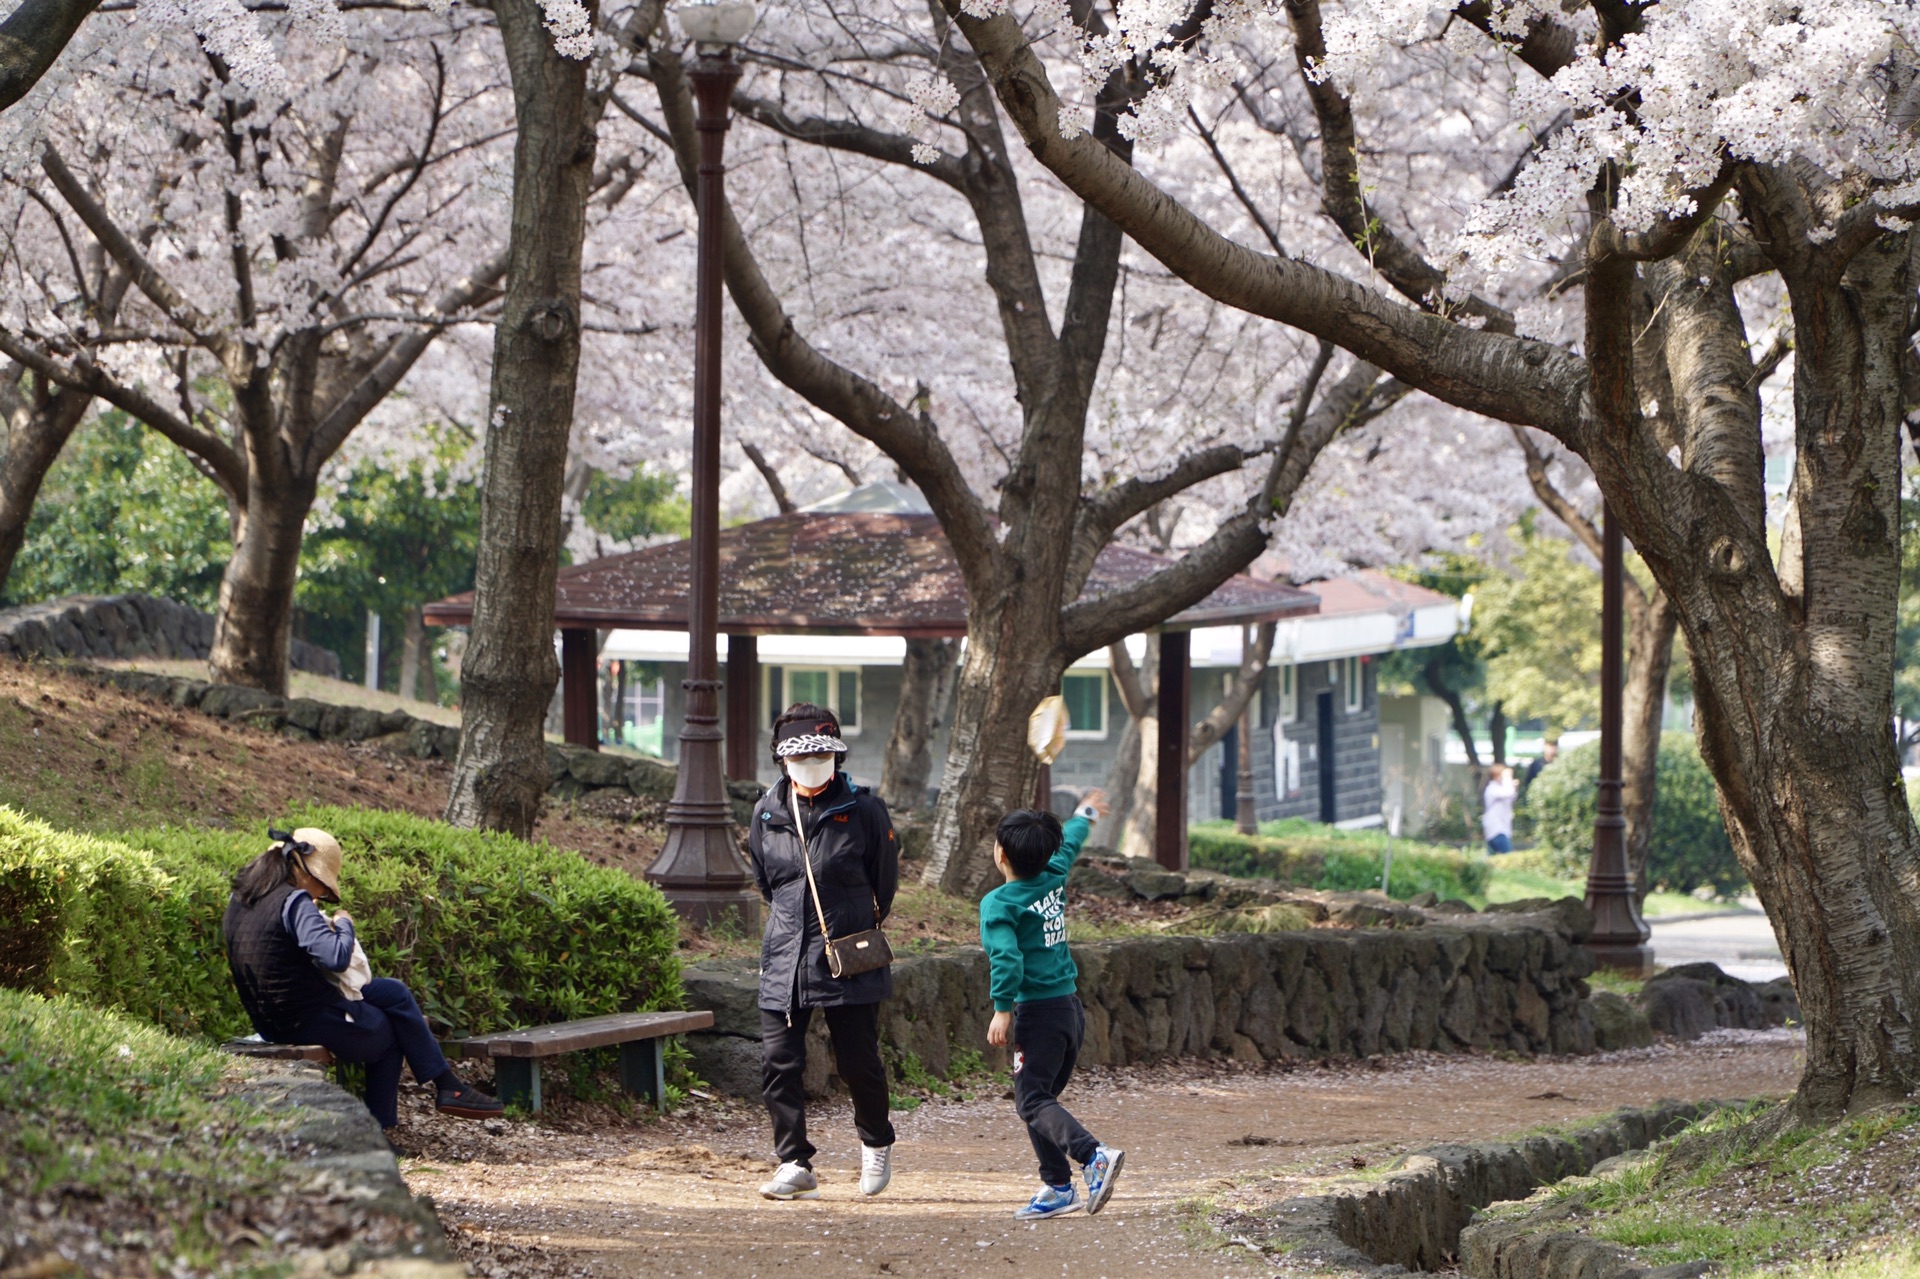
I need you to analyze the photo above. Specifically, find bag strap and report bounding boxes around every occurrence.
[790,785,837,944]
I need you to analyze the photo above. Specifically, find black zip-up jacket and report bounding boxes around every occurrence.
[749,773,900,1012]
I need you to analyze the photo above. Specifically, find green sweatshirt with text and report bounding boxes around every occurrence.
[979,814,1092,1013]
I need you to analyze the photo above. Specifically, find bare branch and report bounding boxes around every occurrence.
[740,439,796,513]
[1190,621,1274,758]
[730,91,967,190]
[0,0,99,112]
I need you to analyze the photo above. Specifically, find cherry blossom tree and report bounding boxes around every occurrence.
[941,0,1920,1114]
[632,0,1410,895]
[0,5,514,693]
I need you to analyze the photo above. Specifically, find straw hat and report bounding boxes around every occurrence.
[285,827,345,898]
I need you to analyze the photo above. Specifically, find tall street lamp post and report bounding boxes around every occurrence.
[1585,506,1652,973]
[647,1,763,931]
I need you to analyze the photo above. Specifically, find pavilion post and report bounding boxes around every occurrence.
[560,627,598,749]
[1155,630,1191,871]
[725,634,759,782]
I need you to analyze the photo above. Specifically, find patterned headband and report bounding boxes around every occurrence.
[774,731,848,757]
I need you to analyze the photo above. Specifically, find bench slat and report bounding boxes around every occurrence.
[450,1010,714,1059]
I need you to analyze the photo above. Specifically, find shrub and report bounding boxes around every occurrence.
[132,805,686,1039]
[1188,819,1491,902]
[0,807,235,1038]
[1,804,685,1043]
[1527,732,1744,896]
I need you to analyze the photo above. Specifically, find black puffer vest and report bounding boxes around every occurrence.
[222,882,344,1041]
[749,775,900,1012]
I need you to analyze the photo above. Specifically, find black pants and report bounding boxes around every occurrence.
[295,978,451,1129]
[1013,995,1100,1186]
[760,1003,895,1167]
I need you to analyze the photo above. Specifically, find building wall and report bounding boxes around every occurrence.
[606,651,1387,825]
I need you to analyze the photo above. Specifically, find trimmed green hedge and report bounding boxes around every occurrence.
[1189,819,1492,902]
[1528,732,1745,896]
[1,804,685,1042]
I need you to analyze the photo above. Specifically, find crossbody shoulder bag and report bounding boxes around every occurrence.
[789,787,894,979]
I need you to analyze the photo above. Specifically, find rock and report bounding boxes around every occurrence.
[1431,898,1476,915]
[1122,860,1189,901]
[1641,962,1770,1037]
[340,707,389,741]
[1590,989,1654,1050]
[565,748,632,789]
[1408,891,1439,908]
[1068,862,1132,899]
[1639,977,1719,1040]
[1756,977,1800,1027]
[285,698,326,732]
[626,757,678,800]
[199,684,286,720]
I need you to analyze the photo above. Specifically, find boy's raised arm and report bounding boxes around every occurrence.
[1047,788,1109,877]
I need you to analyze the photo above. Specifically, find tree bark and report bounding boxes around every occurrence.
[879,636,959,813]
[444,0,600,836]
[0,0,99,113]
[0,379,89,594]
[209,470,314,693]
[1488,701,1507,766]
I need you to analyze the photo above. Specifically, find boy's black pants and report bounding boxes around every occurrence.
[760,1003,896,1167]
[1013,995,1100,1186]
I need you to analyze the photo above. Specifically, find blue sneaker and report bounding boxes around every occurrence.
[1082,1145,1124,1215]
[1015,1183,1081,1219]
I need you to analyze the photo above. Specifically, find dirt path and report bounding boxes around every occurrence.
[398,1030,1801,1279]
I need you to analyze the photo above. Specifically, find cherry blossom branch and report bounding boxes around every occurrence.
[306,246,510,466]
[1059,353,1386,655]
[740,440,796,514]
[937,0,1590,445]
[649,48,998,590]
[1286,0,1512,332]
[0,326,246,495]
[1187,104,1285,256]
[729,91,967,190]
[0,0,98,112]
[1450,0,1580,79]
[39,145,235,366]
[1190,621,1275,757]
[331,44,449,292]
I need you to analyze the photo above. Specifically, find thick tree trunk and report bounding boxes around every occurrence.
[1118,718,1159,860]
[209,476,315,694]
[1488,701,1507,766]
[1621,589,1678,895]
[444,0,598,837]
[1103,716,1141,837]
[0,387,88,594]
[879,636,959,813]
[1602,224,1920,1118]
[921,611,1070,897]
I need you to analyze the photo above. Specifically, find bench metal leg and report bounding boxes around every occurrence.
[495,1058,542,1114]
[619,1038,665,1112]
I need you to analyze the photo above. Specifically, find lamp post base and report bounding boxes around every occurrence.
[652,869,763,932]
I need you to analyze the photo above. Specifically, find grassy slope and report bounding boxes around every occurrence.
[1511,1102,1920,1277]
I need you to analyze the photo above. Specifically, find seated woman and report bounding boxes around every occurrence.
[222,827,501,1132]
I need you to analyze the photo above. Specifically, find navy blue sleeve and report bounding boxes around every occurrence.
[281,889,356,972]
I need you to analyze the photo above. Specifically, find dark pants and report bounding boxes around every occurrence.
[294,977,451,1128]
[760,1003,895,1167]
[1013,995,1100,1187]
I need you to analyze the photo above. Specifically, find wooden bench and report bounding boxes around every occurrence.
[223,1039,335,1066]
[447,1010,714,1114]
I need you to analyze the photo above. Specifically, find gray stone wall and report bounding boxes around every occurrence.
[681,905,1597,1098]
[0,594,342,678]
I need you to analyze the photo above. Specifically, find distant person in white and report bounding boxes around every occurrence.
[1482,764,1518,854]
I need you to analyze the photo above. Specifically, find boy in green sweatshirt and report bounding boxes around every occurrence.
[980,790,1124,1220]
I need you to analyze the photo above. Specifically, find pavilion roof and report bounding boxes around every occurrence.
[422,509,1317,637]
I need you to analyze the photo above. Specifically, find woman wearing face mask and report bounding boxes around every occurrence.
[748,702,901,1202]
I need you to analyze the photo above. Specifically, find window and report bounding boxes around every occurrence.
[1343,655,1363,714]
[1061,671,1108,738]
[767,665,863,735]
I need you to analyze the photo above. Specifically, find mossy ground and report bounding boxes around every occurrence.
[1503,1101,1920,1276]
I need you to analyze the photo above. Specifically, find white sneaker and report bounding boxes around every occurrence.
[859,1144,893,1196]
[759,1160,819,1200]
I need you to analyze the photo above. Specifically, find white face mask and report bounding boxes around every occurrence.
[786,756,836,791]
